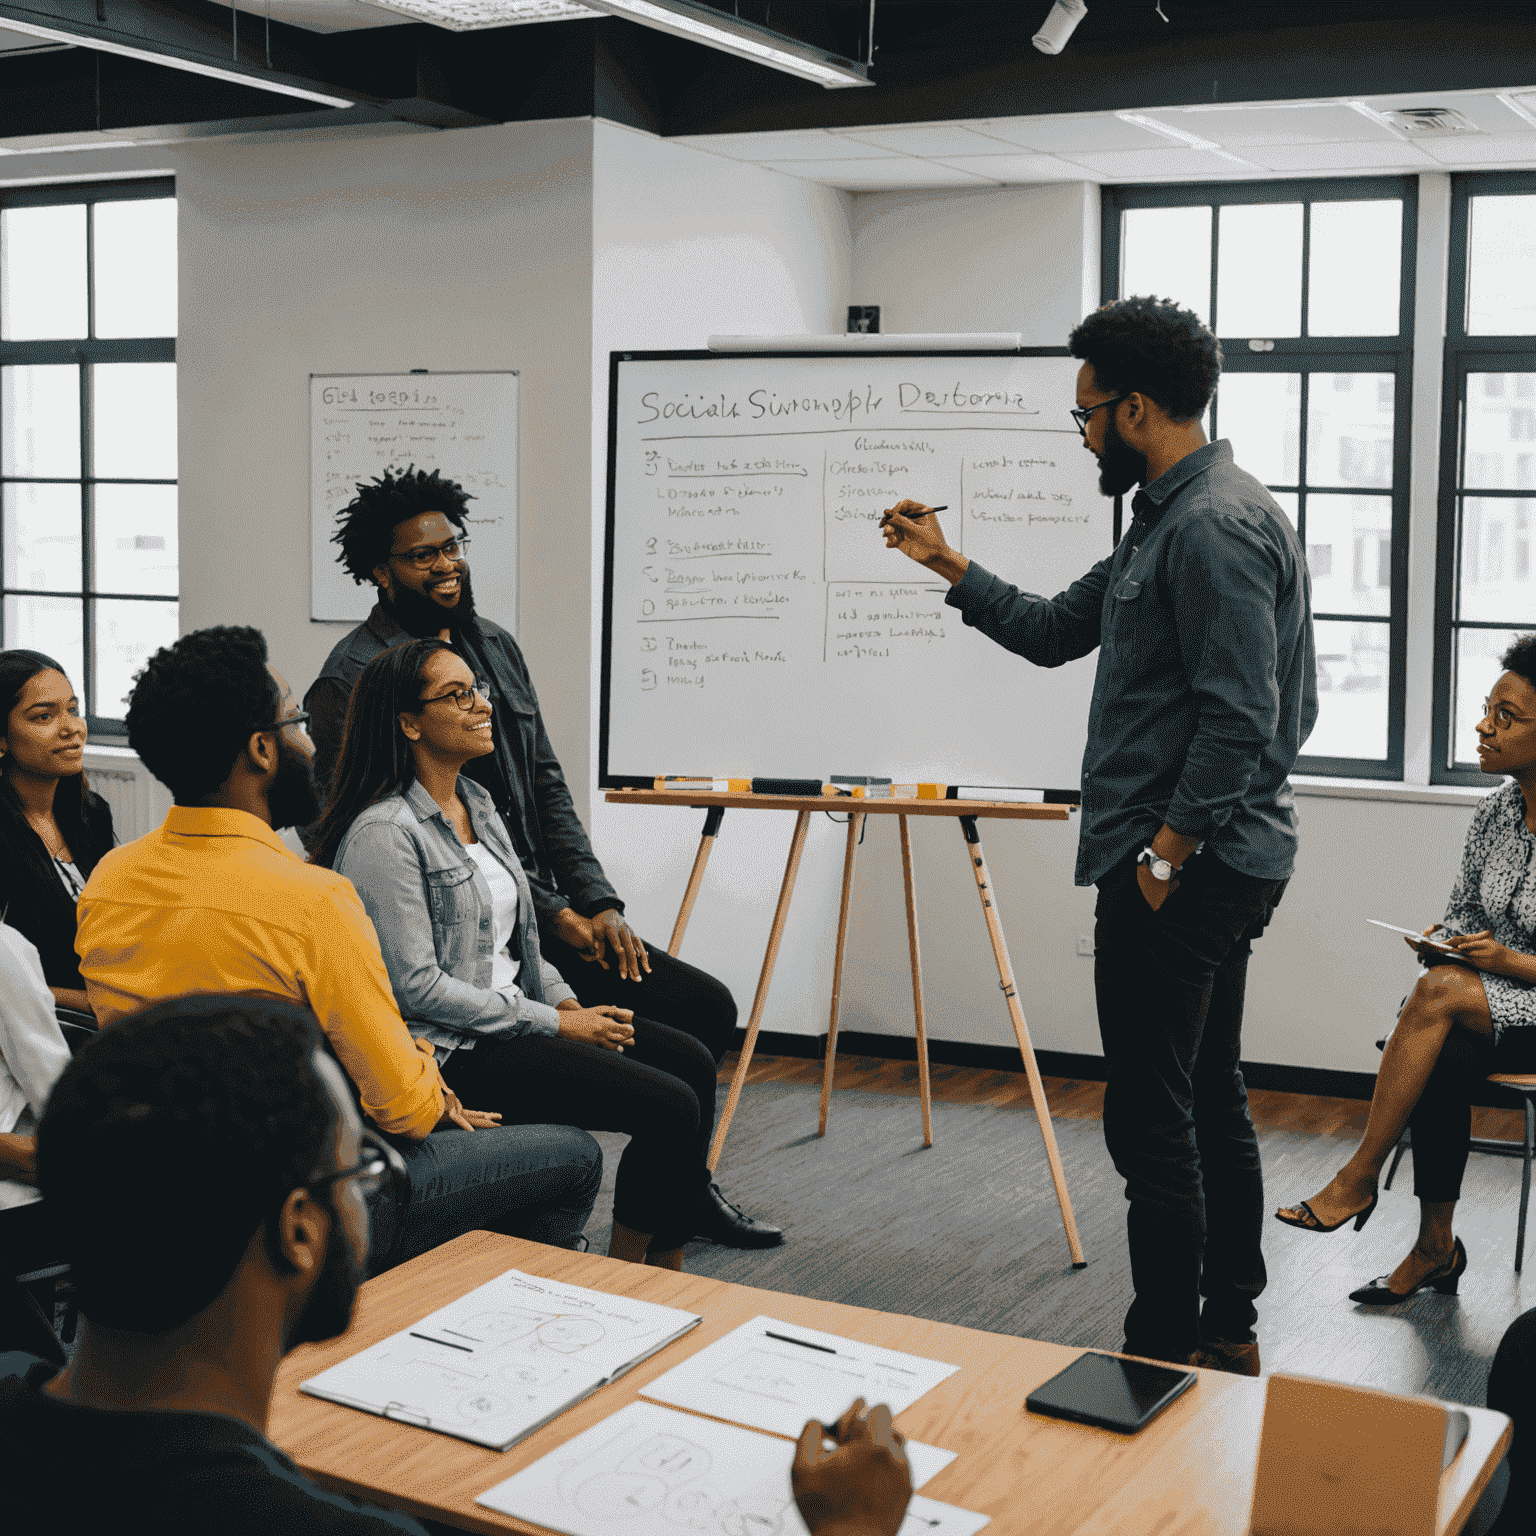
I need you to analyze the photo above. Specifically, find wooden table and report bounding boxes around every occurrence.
[270,1232,1511,1536]
[605,789,1084,1265]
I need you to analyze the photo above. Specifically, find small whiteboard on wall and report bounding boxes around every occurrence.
[310,371,518,625]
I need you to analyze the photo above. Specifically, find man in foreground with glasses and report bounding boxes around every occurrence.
[307,466,781,1251]
[0,995,910,1536]
[73,625,602,1267]
[879,297,1317,1376]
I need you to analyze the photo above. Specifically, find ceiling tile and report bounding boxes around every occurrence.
[1419,136,1536,167]
[1242,140,1436,172]
[1359,91,1536,136]
[835,124,1021,157]
[930,152,1096,183]
[673,130,890,162]
[979,115,1175,153]
[760,158,999,190]
[1057,146,1262,179]
[1142,103,1397,148]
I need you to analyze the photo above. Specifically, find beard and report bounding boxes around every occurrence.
[286,1217,365,1349]
[1097,412,1149,498]
[269,734,324,832]
[382,564,478,638]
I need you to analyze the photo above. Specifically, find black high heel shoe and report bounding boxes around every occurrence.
[1348,1237,1468,1305]
[1274,1188,1379,1234]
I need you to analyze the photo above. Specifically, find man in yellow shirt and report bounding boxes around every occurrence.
[76,625,601,1264]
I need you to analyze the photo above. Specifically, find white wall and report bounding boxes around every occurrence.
[587,123,859,1042]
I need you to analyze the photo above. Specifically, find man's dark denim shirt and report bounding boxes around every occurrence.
[945,439,1318,888]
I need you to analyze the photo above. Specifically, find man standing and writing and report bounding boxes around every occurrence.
[880,297,1317,1374]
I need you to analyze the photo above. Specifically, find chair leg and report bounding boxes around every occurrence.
[1517,1096,1534,1275]
[1384,1133,1410,1191]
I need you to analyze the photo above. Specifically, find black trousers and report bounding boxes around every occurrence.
[441,1014,717,1251]
[1094,850,1285,1363]
[540,930,739,1067]
[1408,1023,1536,1202]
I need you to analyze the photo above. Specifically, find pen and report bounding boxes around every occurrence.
[880,505,947,521]
[410,1332,474,1352]
[766,1329,838,1355]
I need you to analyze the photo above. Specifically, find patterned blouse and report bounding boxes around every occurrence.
[1440,779,1536,1042]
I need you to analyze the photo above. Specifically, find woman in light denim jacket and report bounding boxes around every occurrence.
[311,639,719,1270]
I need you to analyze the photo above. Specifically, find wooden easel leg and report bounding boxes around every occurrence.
[959,815,1087,1268]
[819,812,864,1136]
[709,809,812,1171]
[668,806,724,957]
[899,815,934,1149]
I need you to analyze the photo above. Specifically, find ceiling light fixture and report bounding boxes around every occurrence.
[576,0,871,87]
[0,16,356,108]
[1032,0,1086,55]
[361,0,869,86]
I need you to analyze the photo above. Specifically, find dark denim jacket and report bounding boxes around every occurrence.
[947,440,1318,887]
[333,777,576,1059]
[307,602,620,929]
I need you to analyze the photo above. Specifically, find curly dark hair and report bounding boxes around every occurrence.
[126,626,279,805]
[1068,296,1223,423]
[1500,633,1536,693]
[308,637,449,870]
[330,464,475,587]
[37,995,338,1333]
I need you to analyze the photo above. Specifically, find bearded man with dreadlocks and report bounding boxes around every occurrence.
[305,465,782,1251]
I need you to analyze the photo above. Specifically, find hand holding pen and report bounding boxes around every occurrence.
[792,1397,913,1536]
[879,501,969,587]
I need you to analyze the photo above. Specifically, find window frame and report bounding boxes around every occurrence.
[1432,170,1536,785]
[0,176,177,738]
[1101,175,1419,781]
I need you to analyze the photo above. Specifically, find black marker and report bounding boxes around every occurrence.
[881,505,947,521]
[410,1332,473,1352]
[766,1329,838,1355]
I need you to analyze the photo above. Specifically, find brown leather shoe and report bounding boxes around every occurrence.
[1190,1338,1261,1376]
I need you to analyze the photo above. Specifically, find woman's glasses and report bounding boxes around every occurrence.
[421,679,492,713]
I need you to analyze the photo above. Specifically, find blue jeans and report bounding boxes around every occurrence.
[1094,850,1285,1362]
[369,1122,602,1272]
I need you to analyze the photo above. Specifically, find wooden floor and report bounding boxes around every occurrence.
[720,1050,1532,1145]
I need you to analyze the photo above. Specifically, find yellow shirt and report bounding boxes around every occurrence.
[76,806,445,1139]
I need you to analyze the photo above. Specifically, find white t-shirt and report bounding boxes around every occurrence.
[464,840,522,994]
[0,925,71,1210]
[53,858,84,900]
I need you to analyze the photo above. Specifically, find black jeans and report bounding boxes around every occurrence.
[441,1014,717,1250]
[540,930,739,1067]
[1408,1023,1536,1201]
[1094,849,1285,1362]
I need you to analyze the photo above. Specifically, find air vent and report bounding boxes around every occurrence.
[1381,107,1484,137]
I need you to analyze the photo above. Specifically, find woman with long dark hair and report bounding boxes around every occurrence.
[0,651,115,1014]
[311,639,723,1270]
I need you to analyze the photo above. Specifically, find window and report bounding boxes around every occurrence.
[1103,177,1417,780]
[1434,174,1536,782]
[1,180,176,734]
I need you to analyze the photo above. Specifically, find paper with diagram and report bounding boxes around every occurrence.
[639,1315,959,1438]
[300,1268,701,1450]
[477,1400,989,1536]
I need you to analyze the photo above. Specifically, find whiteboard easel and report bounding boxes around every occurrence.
[310,371,518,627]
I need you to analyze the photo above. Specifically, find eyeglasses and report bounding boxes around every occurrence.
[1070,395,1131,436]
[303,1132,407,1204]
[1483,699,1528,731]
[391,535,470,570]
[420,678,492,713]
[264,710,312,737]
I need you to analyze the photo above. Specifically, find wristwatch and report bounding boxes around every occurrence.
[1137,846,1180,882]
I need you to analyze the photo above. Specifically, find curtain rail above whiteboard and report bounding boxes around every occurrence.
[309,370,519,628]
[600,348,1109,795]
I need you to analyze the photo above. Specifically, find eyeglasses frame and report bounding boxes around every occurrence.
[1070,393,1132,436]
[418,679,492,713]
[389,534,472,571]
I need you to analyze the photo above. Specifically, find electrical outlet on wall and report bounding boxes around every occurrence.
[1076,935,1093,957]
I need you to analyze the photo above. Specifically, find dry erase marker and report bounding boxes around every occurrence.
[881,505,947,520]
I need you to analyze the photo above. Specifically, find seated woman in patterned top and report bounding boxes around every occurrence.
[1276,632,1536,1303]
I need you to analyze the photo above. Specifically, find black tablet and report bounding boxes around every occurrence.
[1025,1352,1197,1434]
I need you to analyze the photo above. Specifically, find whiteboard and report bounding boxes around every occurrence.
[601,351,1111,792]
[310,372,518,625]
